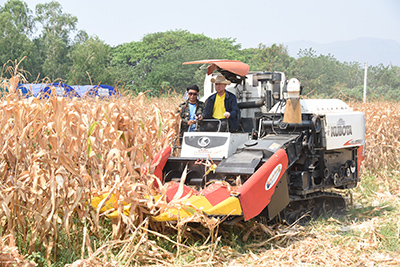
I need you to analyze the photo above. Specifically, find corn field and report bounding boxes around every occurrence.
[352,102,400,171]
[0,76,400,266]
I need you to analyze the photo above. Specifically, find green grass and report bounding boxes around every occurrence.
[9,215,114,267]
[379,222,400,252]
[306,169,400,256]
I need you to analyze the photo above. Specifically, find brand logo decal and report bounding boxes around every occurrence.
[331,118,352,137]
[198,137,211,147]
[265,164,282,190]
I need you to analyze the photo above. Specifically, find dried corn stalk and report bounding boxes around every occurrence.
[352,101,400,171]
[0,78,182,261]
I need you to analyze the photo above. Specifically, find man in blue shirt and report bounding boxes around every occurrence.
[177,84,205,136]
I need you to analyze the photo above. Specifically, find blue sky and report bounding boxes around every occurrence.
[20,0,400,48]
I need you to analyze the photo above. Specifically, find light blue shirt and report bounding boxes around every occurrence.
[188,103,196,131]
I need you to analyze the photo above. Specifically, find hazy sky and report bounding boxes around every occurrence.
[19,0,400,48]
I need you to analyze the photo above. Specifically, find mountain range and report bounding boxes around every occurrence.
[280,38,400,67]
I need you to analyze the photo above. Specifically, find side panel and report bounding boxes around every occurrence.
[324,112,365,150]
[266,173,289,220]
[237,148,289,221]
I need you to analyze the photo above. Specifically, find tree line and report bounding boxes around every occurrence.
[1,0,400,101]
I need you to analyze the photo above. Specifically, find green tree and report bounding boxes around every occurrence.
[73,30,89,44]
[111,30,244,95]
[293,49,349,97]
[0,0,39,80]
[244,43,295,75]
[145,38,245,95]
[368,64,400,90]
[67,36,113,85]
[34,1,77,81]
[112,29,210,66]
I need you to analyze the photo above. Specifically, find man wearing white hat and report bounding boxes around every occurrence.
[198,75,239,132]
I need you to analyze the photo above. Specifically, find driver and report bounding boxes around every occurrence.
[198,75,239,132]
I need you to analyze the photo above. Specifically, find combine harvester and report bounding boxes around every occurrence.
[152,60,365,224]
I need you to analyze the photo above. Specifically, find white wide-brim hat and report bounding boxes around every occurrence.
[211,75,231,85]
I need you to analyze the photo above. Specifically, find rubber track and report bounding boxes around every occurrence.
[282,191,347,225]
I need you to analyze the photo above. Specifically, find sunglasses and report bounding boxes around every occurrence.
[188,92,198,96]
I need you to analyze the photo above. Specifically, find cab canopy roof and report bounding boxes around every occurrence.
[183,59,250,77]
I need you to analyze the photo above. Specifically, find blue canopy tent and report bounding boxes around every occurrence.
[38,83,80,99]
[17,83,80,99]
[71,84,118,98]
[17,85,29,96]
[16,83,118,99]
[17,83,46,97]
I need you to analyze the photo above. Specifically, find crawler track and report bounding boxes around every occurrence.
[281,192,346,225]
